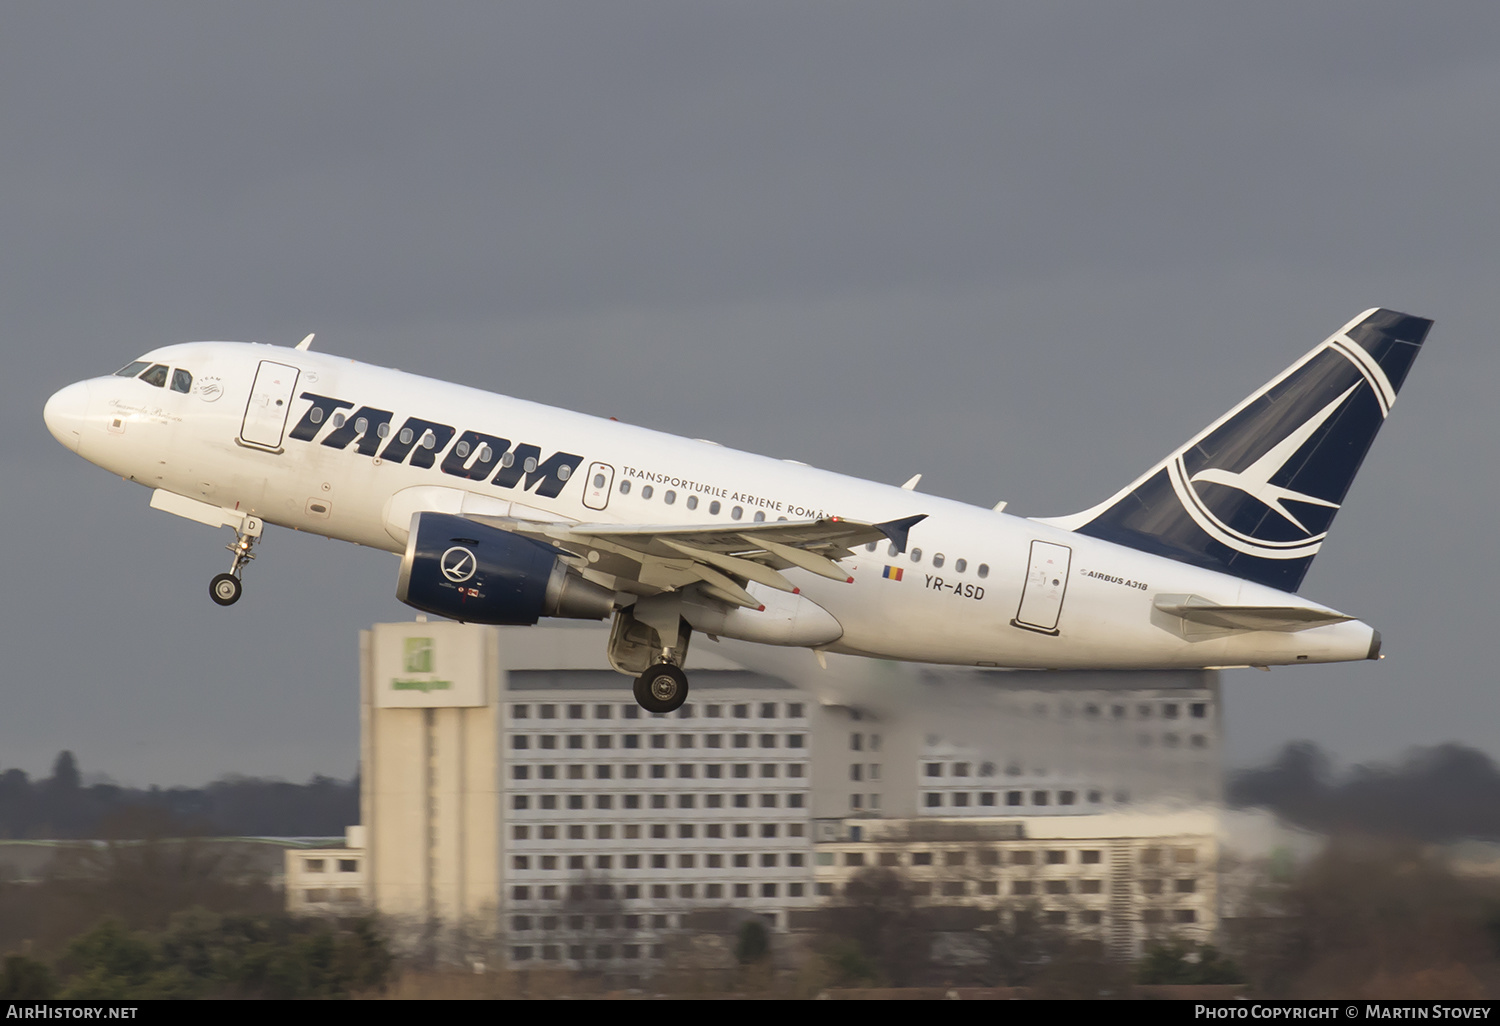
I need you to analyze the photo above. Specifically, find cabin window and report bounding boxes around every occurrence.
[171,369,192,393]
[377,422,391,438]
[619,480,631,494]
[355,416,368,435]
[115,361,149,378]
[865,542,877,552]
[910,548,922,563]
[501,451,515,468]
[309,407,324,424]
[139,364,169,387]
[455,440,471,458]
[753,511,765,522]
[642,485,654,500]
[955,558,967,573]
[731,506,743,520]
[522,456,536,471]
[664,490,676,505]
[397,426,412,444]
[593,474,606,489]
[709,500,721,515]
[333,413,347,429]
[477,444,492,462]
[686,495,698,510]
[887,543,898,557]
[932,553,945,568]
[978,563,990,579]
[557,465,571,480]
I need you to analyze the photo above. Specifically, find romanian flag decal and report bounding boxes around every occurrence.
[882,566,904,581]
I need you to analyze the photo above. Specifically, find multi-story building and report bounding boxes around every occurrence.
[288,621,1223,965]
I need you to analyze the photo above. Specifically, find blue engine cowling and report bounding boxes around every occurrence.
[396,512,614,625]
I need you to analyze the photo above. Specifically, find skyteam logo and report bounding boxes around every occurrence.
[1165,332,1398,561]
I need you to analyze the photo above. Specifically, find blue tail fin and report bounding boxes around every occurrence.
[1041,309,1432,592]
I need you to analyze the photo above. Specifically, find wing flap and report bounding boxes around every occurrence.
[467,513,926,604]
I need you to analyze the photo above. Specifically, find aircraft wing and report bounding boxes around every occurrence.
[470,513,926,609]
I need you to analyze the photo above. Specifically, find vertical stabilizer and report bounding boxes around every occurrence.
[1039,309,1431,591]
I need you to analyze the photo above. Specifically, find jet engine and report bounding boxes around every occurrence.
[396,512,615,625]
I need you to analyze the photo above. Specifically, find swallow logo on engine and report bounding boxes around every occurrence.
[439,546,478,583]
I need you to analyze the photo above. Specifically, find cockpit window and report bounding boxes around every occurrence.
[171,369,192,393]
[115,361,149,378]
[139,364,169,388]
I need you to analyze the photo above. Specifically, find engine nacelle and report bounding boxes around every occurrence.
[396,512,614,625]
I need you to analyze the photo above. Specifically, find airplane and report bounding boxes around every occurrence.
[43,309,1430,713]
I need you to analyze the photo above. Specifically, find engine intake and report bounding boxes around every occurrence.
[396,512,614,624]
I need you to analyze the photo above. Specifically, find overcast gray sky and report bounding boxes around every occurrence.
[4,3,1496,785]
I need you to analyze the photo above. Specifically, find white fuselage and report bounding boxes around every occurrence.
[46,341,1379,670]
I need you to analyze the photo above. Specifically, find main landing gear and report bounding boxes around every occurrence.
[633,663,689,715]
[209,517,263,607]
[608,599,693,714]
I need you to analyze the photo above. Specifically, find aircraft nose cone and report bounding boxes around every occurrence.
[44,381,91,453]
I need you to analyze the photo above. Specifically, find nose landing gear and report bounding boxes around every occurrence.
[209,517,262,607]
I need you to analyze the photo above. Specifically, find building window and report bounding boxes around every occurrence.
[942,882,966,897]
[1046,850,1067,865]
[568,704,584,719]
[787,734,805,748]
[1175,878,1197,893]
[1174,909,1197,923]
[1081,850,1101,864]
[925,793,942,808]
[706,734,723,748]
[1012,881,1033,895]
[1046,880,1069,895]
[734,734,750,748]
[1006,791,1022,806]
[759,735,776,749]
[651,824,668,839]
[1012,851,1034,866]
[512,886,529,900]
[912,852,932,866]
[512,796,530,810]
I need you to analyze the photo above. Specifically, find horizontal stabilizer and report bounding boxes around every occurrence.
[1153,594,1353,633]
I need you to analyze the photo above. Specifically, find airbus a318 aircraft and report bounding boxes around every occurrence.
[44,309,1430,713]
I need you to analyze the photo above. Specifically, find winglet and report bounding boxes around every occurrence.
[296,333,315,351]
[874,514,927,554]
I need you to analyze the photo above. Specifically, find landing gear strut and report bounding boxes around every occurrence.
[634,663,689,715]
[209,517,262,607]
